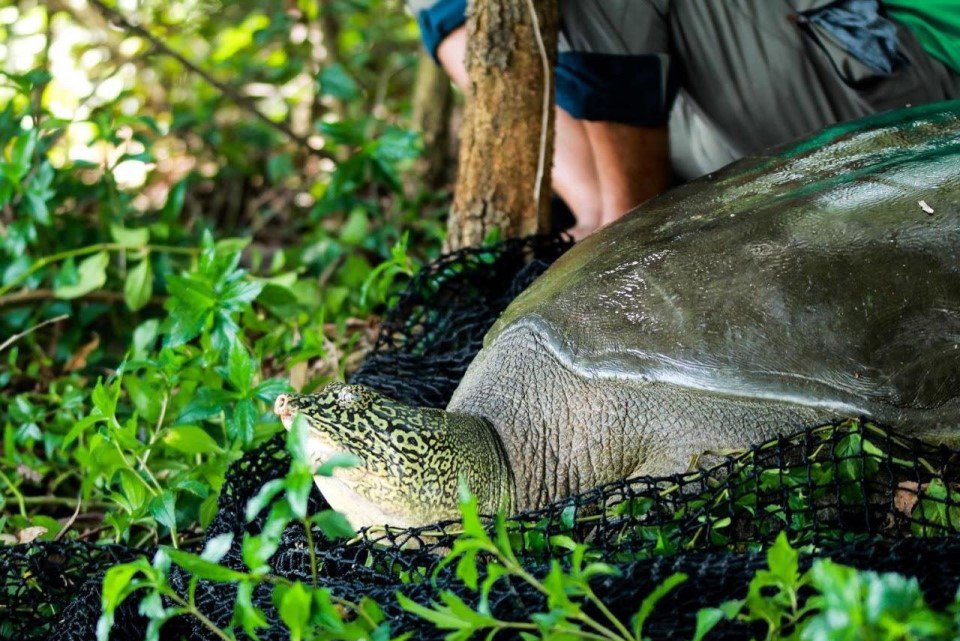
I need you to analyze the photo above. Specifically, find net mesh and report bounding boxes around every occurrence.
[4,234,960,641]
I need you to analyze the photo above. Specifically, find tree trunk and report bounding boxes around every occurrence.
[445,0,559,250]
[410,51,454,191]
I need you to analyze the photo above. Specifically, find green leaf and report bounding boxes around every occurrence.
[163,180,187,219]
[166,274,215,310]
[245,479,286,522]
[212,14,269,61]
[9,130,37,180]
[234,580,269,638]
[54,251,109,299]
[313,452,361,477]
[124,259,153,311]
[631,572,688,639]
[312,510,354,539]
[276,582,311,641]
[62,414,101,448]
[176,389,232,424]
[200,533,234,562]
[220,279,264,307]
[455,549,479,591]
[164,307,208,347]
[164,546,249,582]
[267,153,294,184]
[199,494,219,529]
[137,591,166,620]
[227,341,255,394]
[766,531,799,586]
[92,378,121,419]
[339,208,368,245]
[132,320,160,357]
[229,399,256,445]
[286,413,311,465]
[176,479,209,498]
[395,592,473,631]
[317,63,359,100]
[24,190,49,225]
[692,607,729,641]
[374,127,420,162]
[119,470,147,511]
[242,533,275,574]
[253,378,292,403]
[286,464,313,519]
[101,562,142,613]
[162,426,222,455]
[148,491,177,530]
[215,237,252,253]
[99,559,155,641]
[110,224,150,246]
[123,375,162,423]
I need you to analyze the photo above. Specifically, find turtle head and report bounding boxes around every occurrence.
[273,383,514,530]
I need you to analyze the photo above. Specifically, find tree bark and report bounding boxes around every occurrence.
[445,0,559,250]
[410,51,454,191]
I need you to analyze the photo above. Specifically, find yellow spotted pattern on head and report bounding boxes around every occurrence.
[283,383,497,522]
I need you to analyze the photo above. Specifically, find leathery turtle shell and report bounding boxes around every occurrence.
[476,100,960,434]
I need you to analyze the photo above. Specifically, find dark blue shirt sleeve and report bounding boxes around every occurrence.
[415,0,467,60]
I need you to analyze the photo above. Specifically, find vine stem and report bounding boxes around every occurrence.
[112,441,157,499]
[487,618,612,641]
[166,592,234,641]
[585,588,635,640]
[0,242,199,298]
[0,288,165,309]
[141,392,169,467]
[304,519,318,587]
[0,313,68,353]
[136,452,164,495]
[0,470,27,517]
[524,0,551,222]
[21,495,110,508]
[492,548,627,641]
[330,595,380,629]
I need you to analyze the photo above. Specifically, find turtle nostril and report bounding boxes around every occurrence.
[274,394,289,416]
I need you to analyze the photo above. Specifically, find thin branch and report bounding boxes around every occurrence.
[0,242,197,298]
[0,288,165,309]
[86,0,331,159]
[54,492,83,541]
[525,0,551,222]
[0,314,68,353]
[21,495,110,508]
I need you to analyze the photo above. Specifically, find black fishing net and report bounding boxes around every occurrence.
[4,234,960,641]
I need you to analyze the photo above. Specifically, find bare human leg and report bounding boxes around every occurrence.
[583,121,670,226]
[438,26,667,239]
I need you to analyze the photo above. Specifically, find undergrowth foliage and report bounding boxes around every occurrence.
[95,421,960,641]
[0,2,435,550]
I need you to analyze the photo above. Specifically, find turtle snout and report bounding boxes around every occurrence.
[274,394,296,421]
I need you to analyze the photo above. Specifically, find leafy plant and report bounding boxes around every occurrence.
[99,413,387,641]
[398,486,688,641]
[0,0,442,548]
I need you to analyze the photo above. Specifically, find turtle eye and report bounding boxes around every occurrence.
[335,384,368,410]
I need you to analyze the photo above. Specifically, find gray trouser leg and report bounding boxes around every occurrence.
[668,0,960,178]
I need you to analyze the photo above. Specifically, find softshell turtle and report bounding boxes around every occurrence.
[275,101,960,529]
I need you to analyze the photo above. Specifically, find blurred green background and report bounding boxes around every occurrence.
[0,0,452,546]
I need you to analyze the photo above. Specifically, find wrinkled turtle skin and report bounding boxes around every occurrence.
[278,100,960,529]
